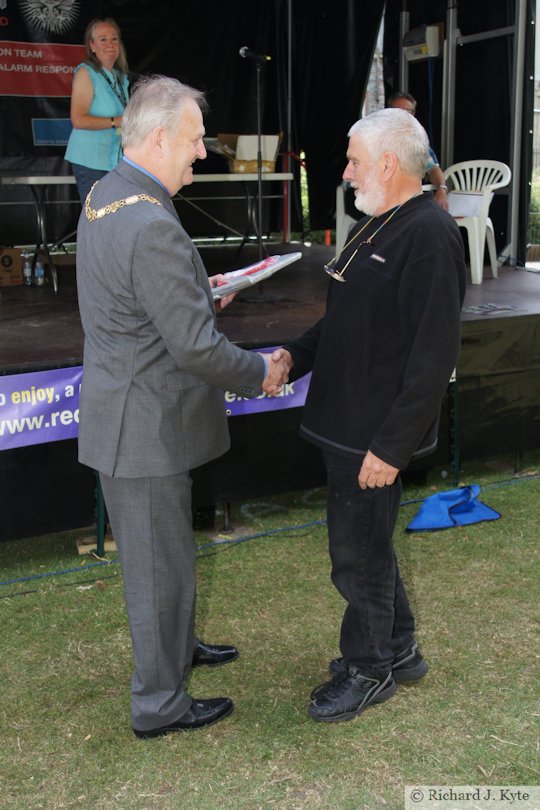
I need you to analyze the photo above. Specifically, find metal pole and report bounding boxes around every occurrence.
[441,0,458,167]
[508,0,527,266]
[284,0,292,241]
[399,6,409,91]
[256,60,264,260]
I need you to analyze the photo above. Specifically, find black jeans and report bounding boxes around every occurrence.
[323,449,416,678]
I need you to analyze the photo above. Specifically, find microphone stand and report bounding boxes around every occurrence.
[255,58,264,262]
[240,53,284,303]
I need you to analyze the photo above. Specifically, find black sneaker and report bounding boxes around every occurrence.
[308,667,396,723]
[329,642,428,683]
[392,642,429,682]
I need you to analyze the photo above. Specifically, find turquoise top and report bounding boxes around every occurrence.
[65,63,129,171]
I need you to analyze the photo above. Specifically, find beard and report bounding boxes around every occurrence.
[352,168,386,217]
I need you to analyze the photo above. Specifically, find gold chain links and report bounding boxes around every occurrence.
[84,182,162,222]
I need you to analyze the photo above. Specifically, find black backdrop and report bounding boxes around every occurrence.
[0,0,383,237]
[0,0,534,253]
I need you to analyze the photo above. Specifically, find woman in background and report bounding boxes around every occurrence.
[65,18,129,203]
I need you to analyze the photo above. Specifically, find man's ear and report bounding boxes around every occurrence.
[151,126,166,155]
[382,150,399,180]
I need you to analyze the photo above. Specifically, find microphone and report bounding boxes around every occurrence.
[239,46,271,62]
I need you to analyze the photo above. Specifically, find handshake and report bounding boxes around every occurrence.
[260,348,293,396]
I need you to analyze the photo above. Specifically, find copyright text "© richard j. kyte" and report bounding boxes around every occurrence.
[404,786,540,810]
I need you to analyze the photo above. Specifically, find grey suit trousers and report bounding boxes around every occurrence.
[100,471,196,731]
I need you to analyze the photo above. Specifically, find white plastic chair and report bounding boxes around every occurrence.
[444,160,511,284]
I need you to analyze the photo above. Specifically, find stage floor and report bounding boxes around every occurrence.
[0,242,539,374]
[1,242,539,542]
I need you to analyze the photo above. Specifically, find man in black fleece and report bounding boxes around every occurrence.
[273,108,466,722]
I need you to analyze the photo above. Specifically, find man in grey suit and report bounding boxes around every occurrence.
[76,75,288,738]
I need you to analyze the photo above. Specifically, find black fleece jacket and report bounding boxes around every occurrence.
[285,193,466,470]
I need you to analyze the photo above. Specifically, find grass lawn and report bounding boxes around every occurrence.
[0,453,538,809]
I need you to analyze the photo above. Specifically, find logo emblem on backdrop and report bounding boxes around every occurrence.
[20,0,80,35]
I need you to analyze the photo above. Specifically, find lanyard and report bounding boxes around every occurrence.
[100,68,129,108]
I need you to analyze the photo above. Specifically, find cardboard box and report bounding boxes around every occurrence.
[216,133,282,173]
[0,248,23,287]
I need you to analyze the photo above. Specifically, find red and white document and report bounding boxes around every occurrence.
[211,252,302,300]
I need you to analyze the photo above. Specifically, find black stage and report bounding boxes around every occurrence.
[1,242,539,541]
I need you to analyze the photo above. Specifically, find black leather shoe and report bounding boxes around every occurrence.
[308,667,396,723]
[329,641,428,684]
[192,641,239,667]
[133,697,234,738]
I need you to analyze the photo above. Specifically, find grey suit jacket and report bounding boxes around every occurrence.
[76,160,264,477]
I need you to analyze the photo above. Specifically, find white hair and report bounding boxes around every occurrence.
[348,108,429,178]
[122,75,207,150]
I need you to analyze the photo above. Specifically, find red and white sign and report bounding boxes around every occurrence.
[0,40,85,97]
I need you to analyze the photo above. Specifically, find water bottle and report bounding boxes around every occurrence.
[22,253,33,286]
[35,258,45,286]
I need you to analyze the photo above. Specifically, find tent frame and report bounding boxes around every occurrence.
[399,0,528,266]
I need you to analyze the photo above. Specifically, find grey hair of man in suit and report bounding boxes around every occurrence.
[121,74,209,196]
[122,75,208,151]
